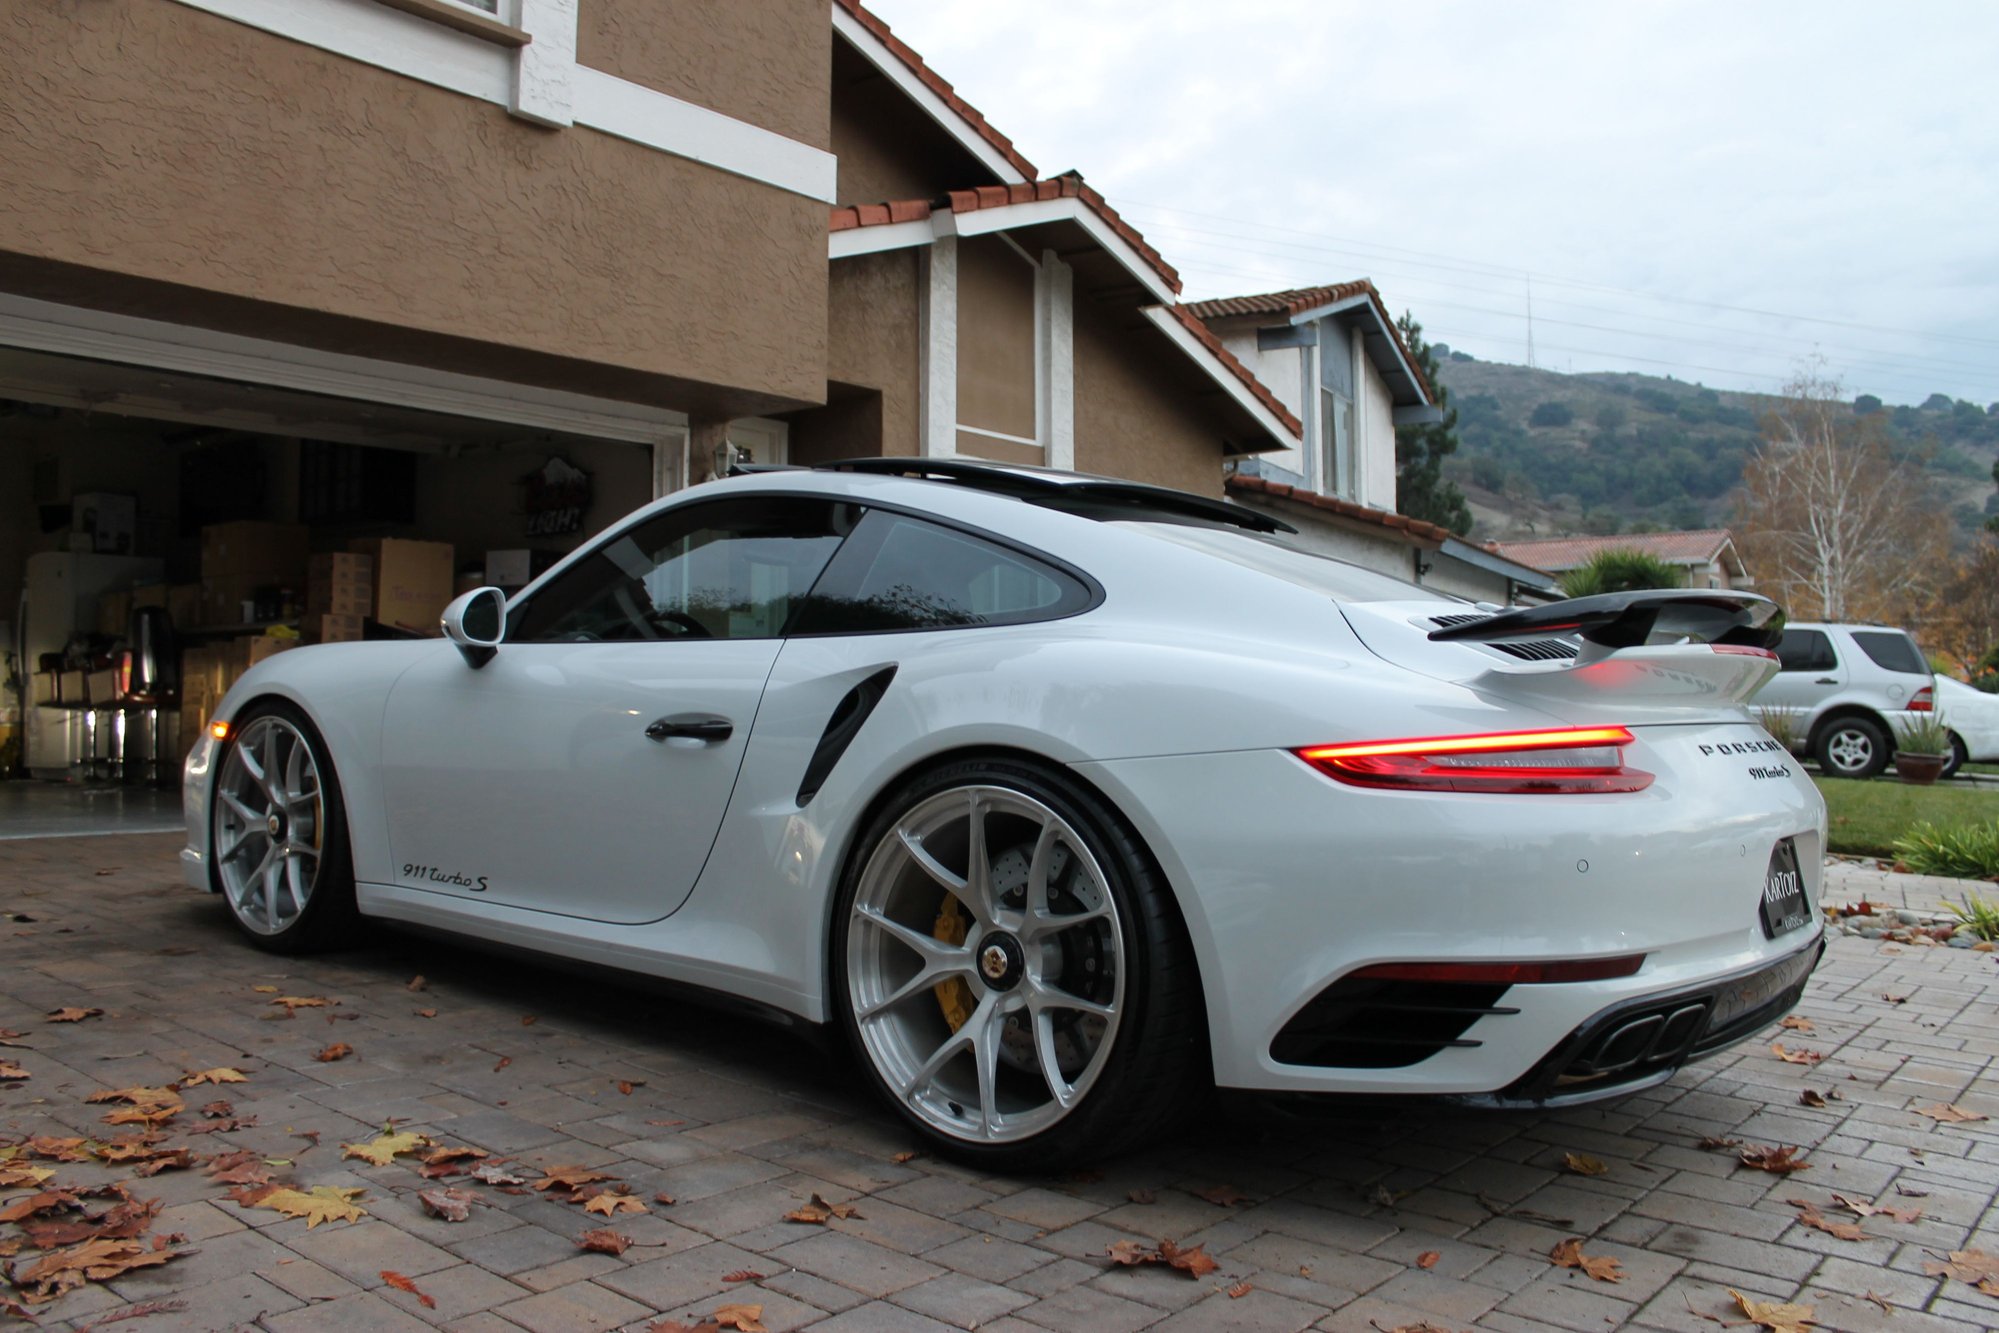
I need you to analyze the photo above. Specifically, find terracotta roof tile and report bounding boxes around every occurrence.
[834,0,1039,182]
[1491,530,1738,572]
[1224,473,1453,545]
[1163,306,1300,438]
[1185,280,1433,403]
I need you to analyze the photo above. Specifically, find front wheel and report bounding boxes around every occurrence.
[210,702,359,953]
[1815,716,1889,779]
[831,759,1204,1169]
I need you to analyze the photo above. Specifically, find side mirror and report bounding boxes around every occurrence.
[441,587,507,669]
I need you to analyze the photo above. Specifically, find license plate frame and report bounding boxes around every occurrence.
[1760,838,1810,939]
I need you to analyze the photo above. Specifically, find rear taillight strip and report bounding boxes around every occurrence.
[1294,725,1654,794]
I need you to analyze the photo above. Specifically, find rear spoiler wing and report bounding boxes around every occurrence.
[1429,589,1783,661]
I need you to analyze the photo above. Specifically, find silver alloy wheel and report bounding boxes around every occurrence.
[1826,727,1874,774]
[212,715,325,936]
[846,784,1124,1144]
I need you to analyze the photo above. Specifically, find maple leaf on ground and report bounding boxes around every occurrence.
[1561,1152,1609,1176]
[21,1135,91,1161]
[1738,1144,1812,1174]
[270,996,331,1010]
[418,1187,479,1222]
[131,1148,193,1177]
[1102,1238,1218,1279]
[1861,1291,1893,1314]
[1779,1015,1815,1032]
[615,1079,645,1095]
[783,1193,861,1224]
[422,1146,487,1167]
[0,1191,81,1225]
[534,1166,614,1193]
[46,1007,103,1023]
[1728,1288,1818,1332]
[0,1059,28,1081]
[1696,1136,1743,1152]
[254,1186,367,1227]
[341,1132,427,1168]
[1923,1249,1999,1288]
[1771,1044,1824,1066]
[406,975,427,992]
[22,1198,162,1250]
[1415,1249,1442,1269]
[1788,1201,1867,1242]
[492,1055,512,1073]
[468,1163,527,1187]
[1548,1237,1624,1283]
[1193,1184,1250,1207]
[721,1270,765,1283]
[381,1270,436,1309]
[1913,1102,1989,1123]
[578,1227,631,1256]
[85,1085,180,1108]
[313,1042,353,1063]
[0,1163,55,1189]
[102,1105,180,1128]
[1828,1192,1921,1224]
[0,1027,29,1045]
[201,1100,235,1118]
[1227,1281,1253,1298]
[890,1150,919,1164]
[206,1159,274,1188]
[415,1009,437,1019]
[14,1237,186,1303]
[584,1193,647,1217]
[703,1305,768,1333]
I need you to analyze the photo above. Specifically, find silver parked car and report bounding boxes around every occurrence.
[1935,676,1999,780]
[1752,622,1936,778]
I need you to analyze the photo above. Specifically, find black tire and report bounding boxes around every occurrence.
[208,700,360,954]
[1813,715,1890,779]
[1942,734,1968,781]
[831,756,1206,1171]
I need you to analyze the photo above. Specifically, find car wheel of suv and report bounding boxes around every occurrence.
[1942,734,1968,781]
[1815,716,1889,779]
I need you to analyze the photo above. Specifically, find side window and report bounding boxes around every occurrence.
[508,497,857,643]
[1849,630,1928,675]
[1775,629,1836,674]
[795,512,1093,634]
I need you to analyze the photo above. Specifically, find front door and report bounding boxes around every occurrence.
[1756,627,1844,728]
[376,495,858,924]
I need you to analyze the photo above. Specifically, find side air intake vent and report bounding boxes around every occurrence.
[797,666,897,806]
[1428,613,1578,663]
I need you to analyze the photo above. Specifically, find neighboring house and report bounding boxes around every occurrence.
[1493,530,1752,591]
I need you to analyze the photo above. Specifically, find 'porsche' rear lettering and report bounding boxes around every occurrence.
[1699,740,1787,757]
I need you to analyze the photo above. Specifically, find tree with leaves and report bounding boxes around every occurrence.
[1734,364,1947,622]
[1394,312,1473,535]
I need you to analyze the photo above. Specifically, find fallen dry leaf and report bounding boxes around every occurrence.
[19,1197,161,1249]
[1727,1288,1817,1332]
[0,1059,27,1081]
[13,1236,186,1303]
[1417,1250,1441,1269]
[1799,1089,1828,1108]
[201,1099,235,1118]
[1193,1184,1249,1207]
[1128,1188,1157,1205]
[584,1193,648,1217]
[521,1015,537,1026]
[380,1270,436,1308]
[1104,1237,1219,1278]
[1881,993,1907,1004]
[418,1187,479,1222]
[1771,1043,1824,1066]
[1779,1015,1815,1032]
[616,1079,644,1095]
[1561,1152,1609,1176]
[1828,1192,1921,1224]
[22,1134,93,1161]
[1861,1290,1893,1314]
[251,985,279,993]
[1549,1237,1624,1283]
[1924,1249,1999,1288]
[704,1305,767,1333]
[784,1192,862,1224]
[535,1166,613,1193]
[46,1007,103,1023]
[469,1163,527,1187]
[578,1227,631,1256]
[180,1067,248,1087]
[0,1027,28,1045]
[492,1055,512,1073]
[420,1145,487,1167]
[406,975,427,992]
[271,996,331,1010]
[1913,1102,1989,1123]
[654,1192,677,1206]
[341,1131,427,1167]
[1789,1201,1867,1242]
[1738,1144,1812,1174]
[0,1162,54,1188]
[1227,1281,1253,1298]
[0,1191,82,1225]
[131,1148,193,1177]
[1696,1136,1743,1151]
[254,1185,367,1227]
[890,1150,919,1164]
[415,1008,437,1019]
[721,1269,766,1283]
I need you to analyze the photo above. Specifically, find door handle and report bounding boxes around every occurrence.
[1814,677,1837,685]
[645,713,733,743]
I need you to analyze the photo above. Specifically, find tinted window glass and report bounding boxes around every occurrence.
[1850,630,1928,675]
[1775,629,1836,673]
[509,497,855,643]
[797,513,1090,633]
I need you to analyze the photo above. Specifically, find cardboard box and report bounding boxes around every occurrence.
[97,588,132,637]
[310,614,364,644]
[198,576,265,627]
[245,636,298,668]
[86,669,119,704]
[306,584,372,618]
[131,582,168,610]
[308,552,373,587]
[201,521,308,583]
[59,669,84,702]
[73,492,136,555]
[485,548,558,590]
[33,672,62,706]
[348,538,453,635]
[167,584,201,630]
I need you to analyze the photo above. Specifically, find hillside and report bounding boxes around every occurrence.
[1429,355,1999,543]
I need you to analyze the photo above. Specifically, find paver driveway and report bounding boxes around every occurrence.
[2,833,1996,1332]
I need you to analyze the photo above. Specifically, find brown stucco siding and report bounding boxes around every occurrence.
[577,0,828,150]
[826,251,921,456]
[1073,302,1230,497]
[0,1,825,410]
[830,38,993,206]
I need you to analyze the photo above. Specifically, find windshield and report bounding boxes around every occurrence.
[1113,520,1462,604]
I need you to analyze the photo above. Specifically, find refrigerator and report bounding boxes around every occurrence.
[18,551,162,779]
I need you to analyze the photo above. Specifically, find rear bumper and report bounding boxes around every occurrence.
[1473,933,1824,1107]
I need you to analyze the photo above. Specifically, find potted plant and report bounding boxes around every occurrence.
[1891,712,1954,785]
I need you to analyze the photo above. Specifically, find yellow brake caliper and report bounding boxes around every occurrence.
[932,898,975,1033]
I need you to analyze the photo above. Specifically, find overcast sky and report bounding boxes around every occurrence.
[863,0,1999,407]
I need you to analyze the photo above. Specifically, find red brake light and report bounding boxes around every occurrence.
[1711,644,1778,660]
[1909,686,1933,712]
[1295,726,1654,794]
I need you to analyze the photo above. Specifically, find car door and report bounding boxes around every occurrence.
[376,495,859,924]
[1755,628,1844,726]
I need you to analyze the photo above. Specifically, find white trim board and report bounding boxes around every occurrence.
[0,293,690,444]
[169,0,836,202]
[831,4,1029,187]
[1139,306,1300,448]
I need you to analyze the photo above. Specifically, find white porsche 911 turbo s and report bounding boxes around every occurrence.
[182,460,1825,1167]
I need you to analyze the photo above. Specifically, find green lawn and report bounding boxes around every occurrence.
[1816,776,1999,858]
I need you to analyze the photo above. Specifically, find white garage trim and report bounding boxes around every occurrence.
[0,293,689,445]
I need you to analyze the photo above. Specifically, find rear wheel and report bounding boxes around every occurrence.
[210,702,358,953]
[1942,734,1968,781]
[1815,716,1888,779]
[832,758,1203,1169]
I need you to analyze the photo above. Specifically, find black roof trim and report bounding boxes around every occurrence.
[815,457,1296,534]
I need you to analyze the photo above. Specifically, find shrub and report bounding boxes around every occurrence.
[1559,548,1684,598]
[1529,401,1574,428]
[1892,711,1953,756]
[1756,708,1801,753]
[1893,821,1999,881]
[1948,891,1999,940]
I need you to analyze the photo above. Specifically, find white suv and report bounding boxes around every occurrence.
[1752,622,1935,779]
